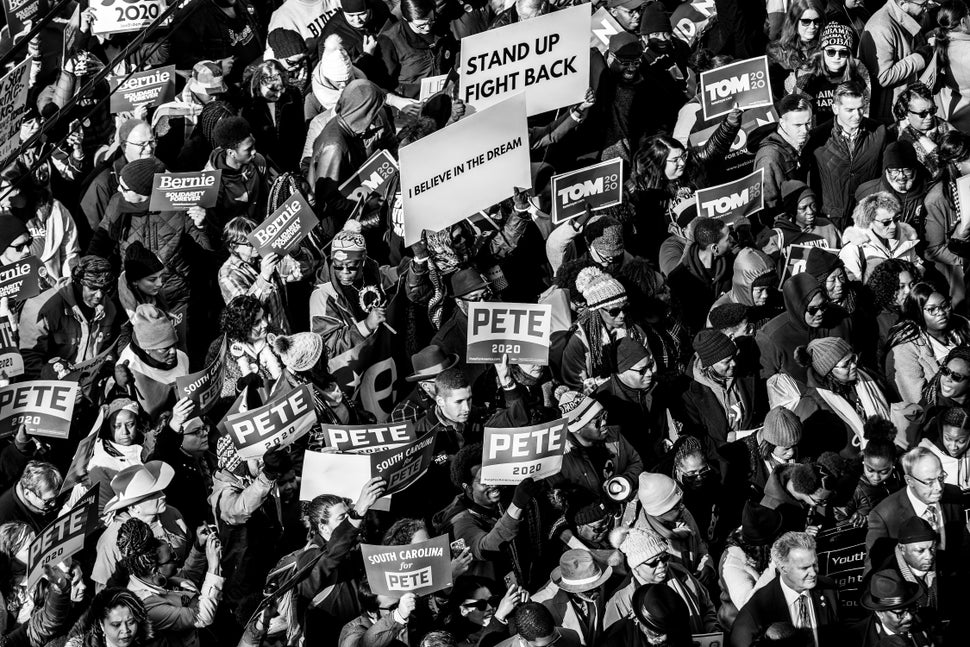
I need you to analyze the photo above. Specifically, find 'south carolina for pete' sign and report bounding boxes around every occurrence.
[150,170,222,211]
[225,385,316,459]
[551,158,623,224]
[361,534,452,597]
[481,418,568,485]
[699,56,772,120]
[248,192,319,257]
[323,422,416,454]
[109,66,177,113]
[695,168,764,225]
[174,344,225,414]
[467,302,552,365]
[27,486,98,588]
[0,380,79,439]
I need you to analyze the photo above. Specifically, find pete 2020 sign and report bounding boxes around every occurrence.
[150,170,222,211]
[400,94,530,246]
[324,422,416,454]
[0,60,31,166]
[248,192,319,257]
[361,534,452,597]
[27,486,98,588]
[225,385,315,459]
[109,66,177,113]
[699,56,772,120]
[551,159,623,225]
[467,302,552,365]
[339,150,398,202]
[460,3,590,116]
[92,0,169,35]
[481,418,568,485]
[0,380,79,439]
[695,168,764,224]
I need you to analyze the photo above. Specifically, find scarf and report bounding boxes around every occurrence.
[814,371,889,449]
[894,547,937,610]
[230,340,283,380]
[640,508,706,572]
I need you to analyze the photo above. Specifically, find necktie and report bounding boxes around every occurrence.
[795,594,811,629]
[923,506,940,544]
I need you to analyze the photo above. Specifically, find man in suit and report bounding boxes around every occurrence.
[845,569,935,647]
[866,447,970,577]
[730,531,839,647]
[531,549,616,647]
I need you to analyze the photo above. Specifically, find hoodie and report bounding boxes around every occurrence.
[203,147,269,229]
[715,248,775,308]
[771,214,842,251]
[668,242,734,334]
[918,416,970,490]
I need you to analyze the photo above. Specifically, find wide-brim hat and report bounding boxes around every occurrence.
[103,461,174,513]
[860,570,924,612]
[551,549,613,593]
[406,344,459,382]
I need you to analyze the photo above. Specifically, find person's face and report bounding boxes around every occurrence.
[234,240,259,264]
[712,226,735,257]
[318,502,348,540]
[345,9,370,28]
[467,465,501,508]
[833,95,865,131]
[710,352,737,378]
[610,53,641,82]
[906,455,945,505]
[113,410,138,446]
[333,259,363,286]
[886,167,916,193]
[632,552,669,585]
[276,470,299,501]
[81,283,109,309]
[145,343,178,370]
[939,357,970,399]
[133,493,167,517]
[598,301,628,330]
[872,207,901,240]
[230,136,256,166]
[797,9,821,42]
[0,233,32,265]
[863,454,894,486]
[119,178,148,205]
[725,320,755,340]
[102,606,139,647]
[895,271,915,308]
[823,44,850,73]
[773,443,796,462]
[877,607,916,634]
[124,124,156,162]
[259,73,285,102]
[19,117,40,143]
[575,411,610,444]
[577,516,611,543]
[436,386,472,424]
[676,453,712,490]
[899,540,935,572]
[752,286,770,307]
[459,586,496,626]
[516,0,546,20]
[23,483,57,513]
[804,293,827,328]
[155,542,177,578]
[619,355,655,391]
[922,292,951,332]
[779,109,813,149]
[779,547,818,592]
[830,352,859,383]
[824,268,846,303]
[408,10,435,34]
[134,270,164,298]
[941,424,970,458]
[248,310,269,343]
[906,95,937,131]
[180,423,208,456]
[375,594,399,619]
[794,194,817,228]
[664,146,688,180]
[609,5,642,30]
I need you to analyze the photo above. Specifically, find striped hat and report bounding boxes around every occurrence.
[555,386,605,433]
[575,266,626,311]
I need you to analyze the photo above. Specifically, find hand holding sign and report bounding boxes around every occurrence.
[355,477,387,517]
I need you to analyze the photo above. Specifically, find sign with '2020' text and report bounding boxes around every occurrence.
[339,150,398,202]
[248,192,319,257]
[225,385,315,459]
[551,158,623,224]
[466,302,552,365]
[361,534,452,597]
[695,168,763,224]
[27,485,98,588]
[150,170,222,211]
[91,0,169,35]
[323,422,416,454]
[699,56,772,120]
[481,418,568,485]
[109,65,177,113]
[0,380,79,439]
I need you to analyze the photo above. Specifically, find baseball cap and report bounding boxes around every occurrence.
[187,61,228,97]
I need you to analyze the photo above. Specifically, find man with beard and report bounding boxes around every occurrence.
[855,142,928,231]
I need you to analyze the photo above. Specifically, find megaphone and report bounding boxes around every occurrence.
[605,476,633,502]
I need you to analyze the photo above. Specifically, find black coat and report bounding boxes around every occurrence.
[730,576,840,647]
[812,119,888,229]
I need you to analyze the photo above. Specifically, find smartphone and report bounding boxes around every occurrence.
[503,571,518,589]
[450,538,467,557]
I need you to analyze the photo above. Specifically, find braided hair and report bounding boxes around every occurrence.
[198,101,236,147]
[117,518,159,579]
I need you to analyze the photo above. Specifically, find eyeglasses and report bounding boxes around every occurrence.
[798,17,821,25]
[461,288,492,302]
[887,168,916,179]
[378,601,400,612]
[940,364,970,383]
[824,48,849,58]
[631,361,655,375]
[909,105,938,119]
[666,151,688,165]
[886,607,916,618]
[908,471,947,487]
[874,216,901,227]
[461,595,500,611]
[260,75,284,87]
[125,138,157,152]
[642,553,670,569]
[834,354,859,370]
[10,236,32,252]
[923,300,952,317]
[28,488,57,507]
[805,302,828,316]
[146,344,177,356]
[604,304,628,317]
[681,465,711,478]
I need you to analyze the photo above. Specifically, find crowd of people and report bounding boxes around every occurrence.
[0,0,968,645]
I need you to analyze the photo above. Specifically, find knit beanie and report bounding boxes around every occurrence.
[802,336,853,377]
[751,272,777,289]
[217,435,242,473]
[692,329,737,368]
[0,216,29,252]
[615,337,651,373]
[585,216,624,259]
[319,34,353,84]
[572,499,611,526]
[331,219,366,262]
[781,180,816,215]
[555,386,605,433]
[131,304,178,350]
[608,32,643,59]
[637,472,682,516]
[709,303,748,330]
[639,2,671,35]
[341,0,367,11]
[269,332,324,372]
[575,267,626,311]
[121,158,165,197]
[610,526,669,568]
[761,406,803,447]
[819,22,854,50]
[268,28,306,59]
[804,248,844,282]
[883,140,919,171]
[124,241,165,282]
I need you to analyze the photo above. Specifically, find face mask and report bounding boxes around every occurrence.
[648,37,672,53]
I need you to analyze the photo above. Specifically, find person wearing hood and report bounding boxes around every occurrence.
[203,116,271,230]
[855,140,929,234]
[756,272,852,385]
[918,406,970,490]
[708,247,778,330]
[681,329,766,450]
[319,0,394,77]
[604,527,715,636]
[753,94,814,216]
[638,3,690,100]
[376,0,458,98]
[840,191,923,283]
[668,217,736,335]
[770,180,842,255]
[82,399,147,516]
[760,461,835,533]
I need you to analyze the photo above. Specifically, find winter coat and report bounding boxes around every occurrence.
[92,508,189,587]
[295,521,364,645]
[812,119,888,228]
[709,247,775,315]
[770,215,842,254]
[753,131,809,213]
[242,88,307,174]
[218,254,289,335]
[924,180,966,309]
[680,356,767,451]
[760,463,813,531]
[203,147,270,229]
[594,376,669,465]
[603,564,717,632]
[432,495,522,583]
[838,221,922,283]
[318,2,394,74]
[376,21,457,98]
[859,0,926,122]
[79,150,127,230]
[337,611,410,647]
[127,572,223,647]
[885,318,970,405]
[546,427,643,496]
[667,243,734,335]
[943,31,970,133]
[169,0,264,85]
[86,439,145,517]
[854,172,929,234]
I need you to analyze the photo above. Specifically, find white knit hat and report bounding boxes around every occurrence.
[319,34,352,83]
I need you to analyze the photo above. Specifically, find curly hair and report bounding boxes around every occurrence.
[892,81,935,122]
[382,518,427,545]
[865,258,922,312]
[554,259,594,300]
[220,295,265,342]
[117,519,159,579]
[71,588,152,647]
[451,442,483,489]
[851,191,901,228]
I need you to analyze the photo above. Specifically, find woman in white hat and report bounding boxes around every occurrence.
[91,462,189,592]
[85,399,147,516]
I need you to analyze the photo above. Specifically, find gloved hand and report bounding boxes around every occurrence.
[512,477,540,509]
[262,449,291,480]
[236,372,262,393]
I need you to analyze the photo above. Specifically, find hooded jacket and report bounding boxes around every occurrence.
[771,214,842,251]
[709,248,775,315]
[838,221,921,282]
[667,242,734,334]
[755,273,852,383]
[854,172,929,233]
[203,147,269,228]
[918,423,970,490]
[752,131,808,213]
[680,355,765,451]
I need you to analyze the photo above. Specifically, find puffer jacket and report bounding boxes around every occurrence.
[854,172,929,234]
[811,119,888,229]
[709,248,775,315]
[377,21,457,98]
[838,221,921,282]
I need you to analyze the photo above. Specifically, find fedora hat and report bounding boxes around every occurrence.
[860,569,924,612]
[551,549,612,593]
[406,344,459,382]
[103,461,174,513]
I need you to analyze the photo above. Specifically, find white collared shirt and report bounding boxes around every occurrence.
[779,578,818,645]
[905,487,946,549]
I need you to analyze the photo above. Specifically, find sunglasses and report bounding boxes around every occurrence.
[10,236,32,252]
[798,17,821,25]
[604,304,628,317]
[461,595,501,610]
[333,262,363,272]
[909,106,938,118]
[824,48,849,58]
[805,302,828,316]
[642,553,670,568]
[462,288,493,302]
[940,364,970,383]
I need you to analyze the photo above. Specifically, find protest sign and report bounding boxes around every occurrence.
[323,422,416,454]
[695,168,763,224]
[361,535,452,597]
[481,418,567,485]
[0,315,22,380]
[27,485,98,588]
[672,0,717,46]
[0,380,78,439]
[0,60,31,166]
[91,0,169,35]
[225,385,316,459]
[816,525,867,617]
[689,104,776,178]
[700,56,772,120]
[551,159,623,224]
[466,302,552,365]
[338,150,398,202]
[589,7,622,54]
[59,412,102,495]
[371,432,437,495]
[460,4,590,115]
[248,192,319,257]
[109,66,177,113]
[957,175,970,221]
[400,94,530,246]
[419,74,449,100]
[129,369,175,419]
[174,345,225,414]
[2,0,49,42]
[149,170,222,211]
[0,256,44,301]
[780,243,838,284]
[692,633,725,647]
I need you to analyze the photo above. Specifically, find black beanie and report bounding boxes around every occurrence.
[0,215,29,252]
[639,2,671,34]
[883,140,919,171]
[804,247,843,281]
[268,28,306,58]
[125,241,165,281]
